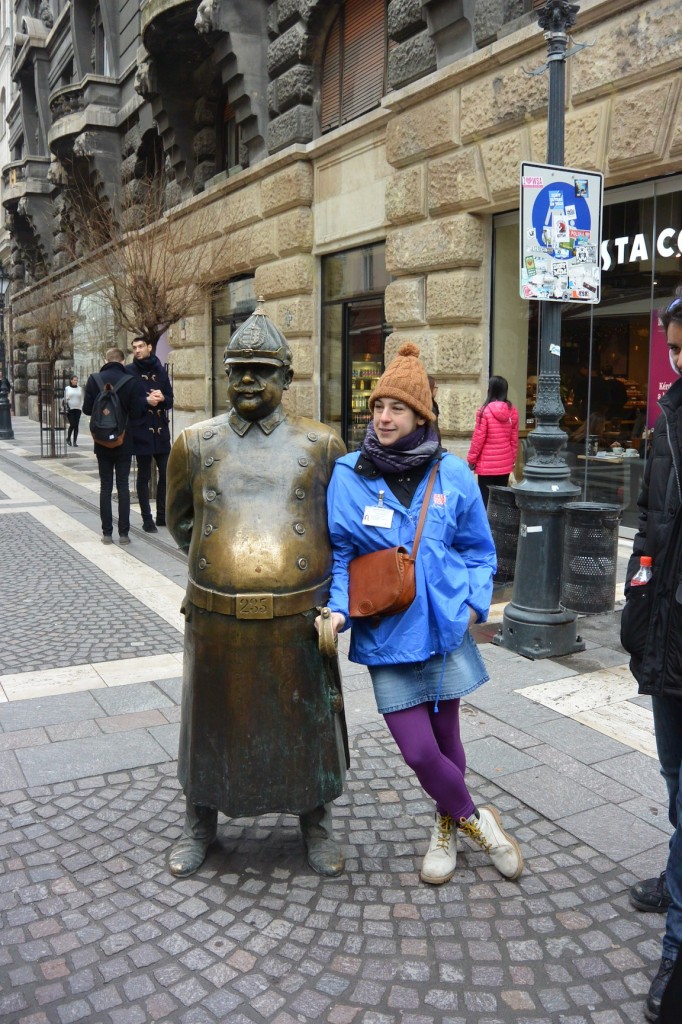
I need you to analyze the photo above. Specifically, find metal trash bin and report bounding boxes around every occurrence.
[560,502,622,613]
[487,485,520,584]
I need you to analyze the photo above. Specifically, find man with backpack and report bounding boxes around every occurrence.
[83,348,149,544]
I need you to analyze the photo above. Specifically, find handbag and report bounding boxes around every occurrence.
[348,462,439,619]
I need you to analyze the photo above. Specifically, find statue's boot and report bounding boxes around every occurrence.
[168,803,218,878]
[299,803,345,877]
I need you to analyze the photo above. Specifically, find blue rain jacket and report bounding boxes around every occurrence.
[327,451,497,666]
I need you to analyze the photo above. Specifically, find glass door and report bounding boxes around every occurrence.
[211,276,256,414]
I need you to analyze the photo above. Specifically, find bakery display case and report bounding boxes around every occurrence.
[349,357,382,449]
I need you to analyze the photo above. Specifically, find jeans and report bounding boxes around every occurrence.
[96,450,132,536]
[136,451,169,521]
[653,695,682,959]
[66,408,81,443]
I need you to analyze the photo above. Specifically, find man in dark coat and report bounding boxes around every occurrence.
[83,348,149,544]
[126,337,174,532]
[166,301,348,880]
[621,295,682,1023]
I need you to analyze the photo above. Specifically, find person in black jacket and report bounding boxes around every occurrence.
[83,348,149,545]
[126,337,174,532]
[621,295,682,1023]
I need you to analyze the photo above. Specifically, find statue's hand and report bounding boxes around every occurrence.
[316,608,345,657]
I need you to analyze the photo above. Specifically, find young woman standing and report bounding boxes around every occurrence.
[467,375,519,506]
[318,343,524,885]
[63,375,83,447]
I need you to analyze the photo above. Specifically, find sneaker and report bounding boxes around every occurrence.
[645,956,675,1022]
[457,806,524,880]
[119,535,131,545]
[66,439,72,446]
[101,535,113,545]
[420,813,457,884]
[631,872,671,914]
[143,520,158,533]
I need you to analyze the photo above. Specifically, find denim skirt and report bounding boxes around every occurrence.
[368,630,489,715]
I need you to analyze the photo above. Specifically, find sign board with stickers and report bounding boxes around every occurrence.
[520,162,604,304]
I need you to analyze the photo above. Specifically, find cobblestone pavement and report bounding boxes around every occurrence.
[0,513,182,674]
[0,418,672,1024]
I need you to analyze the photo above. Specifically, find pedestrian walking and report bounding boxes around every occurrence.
[126,337,174,532]
[317,342,524,885]
[620,294,682,1022]
[63,375,83,446]
[467,375,519,506]
[83,348,148,545]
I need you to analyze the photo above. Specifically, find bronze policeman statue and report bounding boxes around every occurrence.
[166,299,348,878]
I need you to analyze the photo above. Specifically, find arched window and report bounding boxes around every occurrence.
[320,0,387,134]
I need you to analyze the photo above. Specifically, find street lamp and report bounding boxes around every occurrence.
[494,0,585,659]
[0,263,13,441]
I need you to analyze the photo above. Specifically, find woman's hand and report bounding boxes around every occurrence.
[468,606,478,627]
[315,611,346,637]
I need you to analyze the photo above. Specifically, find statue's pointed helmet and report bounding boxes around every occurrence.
[223,296,292,367]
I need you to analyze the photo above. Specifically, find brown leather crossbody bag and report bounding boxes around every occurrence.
[348,462,439,619]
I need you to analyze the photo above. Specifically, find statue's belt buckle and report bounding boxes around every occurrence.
[235,593,274,619]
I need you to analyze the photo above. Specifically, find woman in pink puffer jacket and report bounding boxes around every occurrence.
[467,376,519,506]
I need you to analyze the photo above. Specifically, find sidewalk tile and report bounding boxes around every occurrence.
[0,749,27,791]
[493,764,606,818]
[147,724,180,757]
[464,737,540,777]
[526,717,632,764]
[92,683,175,717]
[557,804,671,861]
[0,692,103,732]
[15,731,171,786]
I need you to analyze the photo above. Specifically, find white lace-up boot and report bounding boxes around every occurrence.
[420,812,457,884]
[457,805,524,880]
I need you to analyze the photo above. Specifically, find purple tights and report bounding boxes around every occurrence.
[384,700,476,821]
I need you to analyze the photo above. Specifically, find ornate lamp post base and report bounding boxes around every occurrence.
[494,477,585,659]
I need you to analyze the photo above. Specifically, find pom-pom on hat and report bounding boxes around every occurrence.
[369,342,436,422]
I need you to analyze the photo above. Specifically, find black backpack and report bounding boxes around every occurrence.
[89,373,130,448]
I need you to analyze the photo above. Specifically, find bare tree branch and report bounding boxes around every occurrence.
[67,174,230,350]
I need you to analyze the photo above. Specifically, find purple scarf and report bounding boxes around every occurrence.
[361,421,440,474]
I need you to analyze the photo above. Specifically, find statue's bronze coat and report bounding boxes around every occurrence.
[167,409,348,818]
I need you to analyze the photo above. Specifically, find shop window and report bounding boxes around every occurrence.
[321,244,390,450]
[211,276,256,415]
[491,175,682,531]
[320,0,387,133]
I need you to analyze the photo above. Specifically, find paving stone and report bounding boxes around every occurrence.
[15,732,171,786]
[464,736,540,777]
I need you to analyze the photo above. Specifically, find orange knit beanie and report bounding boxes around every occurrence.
[369,342,436,422]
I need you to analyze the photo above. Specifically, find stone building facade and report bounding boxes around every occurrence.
[3,0,681,459]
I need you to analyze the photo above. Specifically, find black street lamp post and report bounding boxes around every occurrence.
[0,265,12,441]
[494,0,585,659]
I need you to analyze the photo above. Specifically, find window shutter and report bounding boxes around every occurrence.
[341,0,385,125]
[320,17,341,133]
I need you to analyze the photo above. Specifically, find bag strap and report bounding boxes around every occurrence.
[410,461,440,560]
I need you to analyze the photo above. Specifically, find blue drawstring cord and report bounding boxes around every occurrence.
[433,652,447,713]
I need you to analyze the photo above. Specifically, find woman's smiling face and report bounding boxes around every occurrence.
[373,398,425,446]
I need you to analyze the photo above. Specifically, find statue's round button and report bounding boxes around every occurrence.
[206,489,216,501]
[295,488,305,499]
[202,430,214,440]
[198,557,207,569]
[298,457,308,467]
[307,432,318,442]
[297,557,308,570]
[204,456,214,467]
[203,525,213,536]
[294,523,305,535]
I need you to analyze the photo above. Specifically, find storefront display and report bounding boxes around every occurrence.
[493,175,682,531]
[321,244,389,451]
